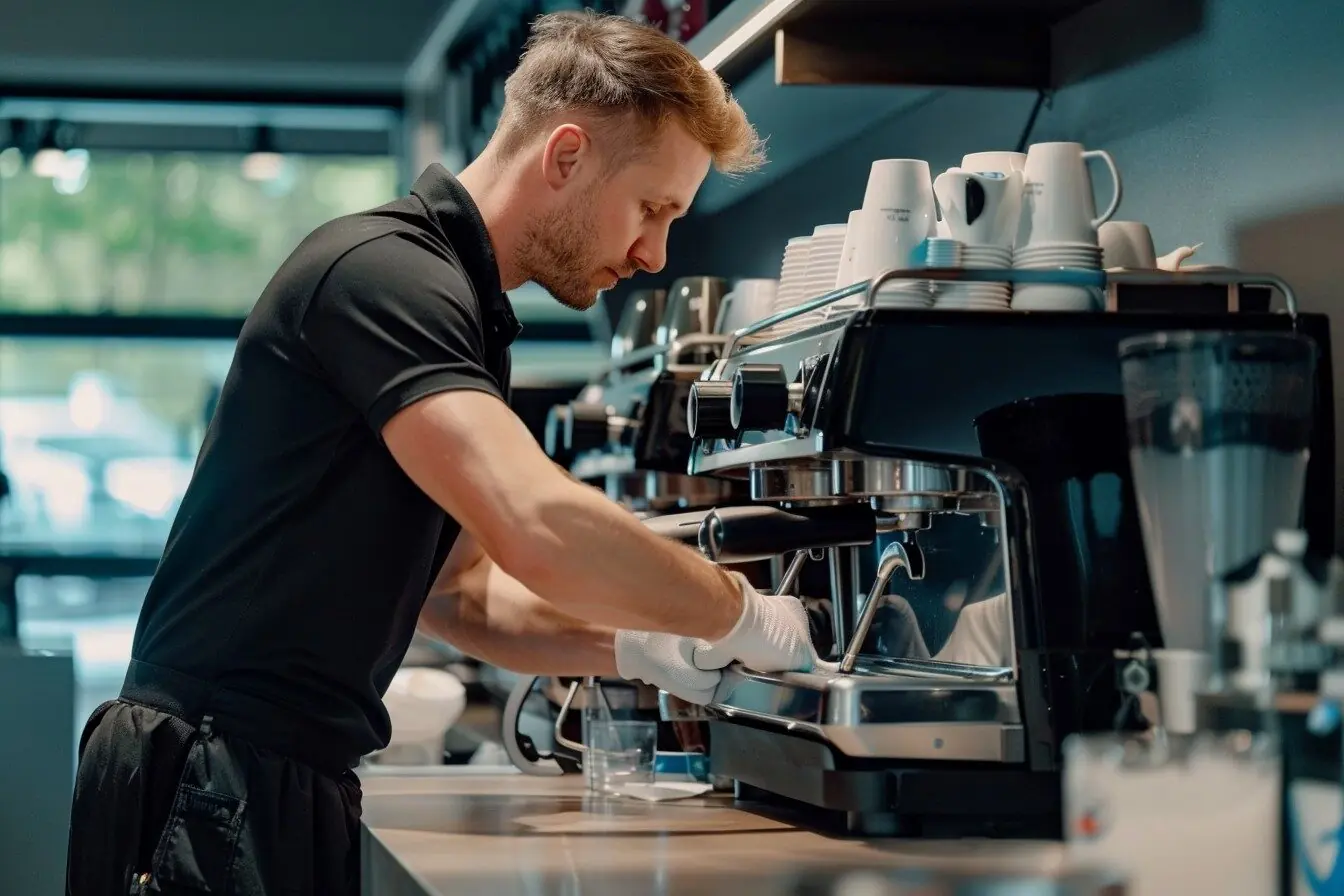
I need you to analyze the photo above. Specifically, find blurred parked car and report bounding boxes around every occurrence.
[0,384,196,552]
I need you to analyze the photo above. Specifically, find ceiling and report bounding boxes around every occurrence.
[0,0,452,100]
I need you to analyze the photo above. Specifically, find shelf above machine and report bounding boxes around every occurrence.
[689,0,1205,89]
[686,0,1203,213]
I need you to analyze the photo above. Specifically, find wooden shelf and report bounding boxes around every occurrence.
[683,0,1204,213]
[689,0,1205,90]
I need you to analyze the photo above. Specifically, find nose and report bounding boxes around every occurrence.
[630,233,668,275]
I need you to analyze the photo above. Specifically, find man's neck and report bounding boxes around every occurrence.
[456,152,529,291]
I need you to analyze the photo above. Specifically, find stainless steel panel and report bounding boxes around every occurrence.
[708,664,1023,762]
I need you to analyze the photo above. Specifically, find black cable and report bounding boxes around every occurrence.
[1014,89,1052,153]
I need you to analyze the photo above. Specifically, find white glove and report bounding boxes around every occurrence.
[692,572,820,674]
[614,630,722,705]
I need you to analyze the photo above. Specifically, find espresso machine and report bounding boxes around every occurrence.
[677,267,1336,838]
[546,277,744,512]
[506,277,758,775]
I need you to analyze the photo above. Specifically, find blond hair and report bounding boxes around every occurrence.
[494,10,765,176]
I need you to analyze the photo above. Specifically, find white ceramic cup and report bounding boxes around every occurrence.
[850,207,930,291]
[934,167,1024,248]
[1012,283,1099,311]
[861,159,936,230]
[716,279,778,334]
[1020,142,1123,247]
[1098,220,1157,269]
[961,151,1027,174]
[854,161,935,291]
[834,209,863,289]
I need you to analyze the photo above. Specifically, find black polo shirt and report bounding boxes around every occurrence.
[123,165,520,773]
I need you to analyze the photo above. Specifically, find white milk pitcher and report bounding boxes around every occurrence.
[933,167,1024,248]
[1020,142,1123,246]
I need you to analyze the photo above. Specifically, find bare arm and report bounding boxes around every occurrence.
[418,536,619,676]
[384,389,742,639]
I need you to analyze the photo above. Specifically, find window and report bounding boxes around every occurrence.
[0,336,235,555]
[0,150,398,315]
[0,336,239,729]
[0,106,607,730]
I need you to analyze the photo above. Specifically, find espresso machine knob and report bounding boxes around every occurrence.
[543,405,576,467]
[797,353,829,422]
[731,363,790,433]
[564,402,613,454]
[686,380,736,440]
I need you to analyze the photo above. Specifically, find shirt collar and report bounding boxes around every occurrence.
[411,164,522,345]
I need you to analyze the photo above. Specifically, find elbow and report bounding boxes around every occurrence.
[474,481,577,592]
[420,588,484,657]
[488,521,565,594]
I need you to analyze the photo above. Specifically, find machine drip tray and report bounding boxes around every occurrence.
[708,664,1025,762]
[709,721,1062,839]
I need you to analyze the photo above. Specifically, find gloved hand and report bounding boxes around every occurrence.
[614,630,721,705]
[692,572,821,674]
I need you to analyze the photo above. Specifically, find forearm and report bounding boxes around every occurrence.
[419,552,619,677]
[509,477,742,639]
[382,390,743,642]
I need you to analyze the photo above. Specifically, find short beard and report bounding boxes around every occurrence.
[517,186,602,311]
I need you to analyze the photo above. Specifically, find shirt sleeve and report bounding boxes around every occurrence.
[299,233,505,435]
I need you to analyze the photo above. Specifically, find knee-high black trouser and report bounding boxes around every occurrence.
[66,699,363,895]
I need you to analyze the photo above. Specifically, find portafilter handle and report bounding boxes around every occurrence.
[640,508,715,547]
[840,540,927,673]
[698,503,877,563]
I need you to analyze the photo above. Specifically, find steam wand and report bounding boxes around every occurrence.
[839,540,926,674]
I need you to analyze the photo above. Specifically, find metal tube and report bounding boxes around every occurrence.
[862,266,1299,316]
[600,332,729,378]
[775,550,810,596]
[723,268,1300,363]
[553,678,590,755]
[827,547,851,660]
[840,540,927,674]
[726,281,868,355]
[848,547,865,635]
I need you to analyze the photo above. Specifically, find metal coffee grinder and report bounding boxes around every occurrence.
[1116,329,1324,733]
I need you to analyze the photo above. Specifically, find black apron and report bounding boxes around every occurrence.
[67,699,362,895]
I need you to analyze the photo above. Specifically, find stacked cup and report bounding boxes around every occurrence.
[781,222,848,330]
[848,159,936,309]
[800,224,848,296]
[826,209,866,320]
[763,235,813,337]
[929,163,1021,312]
[1012,141,1123,311]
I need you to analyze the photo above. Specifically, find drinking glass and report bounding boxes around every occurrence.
[586,720,657,795]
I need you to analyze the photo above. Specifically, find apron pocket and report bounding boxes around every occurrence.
[152,784,246,892]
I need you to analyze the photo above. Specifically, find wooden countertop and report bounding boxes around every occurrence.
[360,771,1070,896]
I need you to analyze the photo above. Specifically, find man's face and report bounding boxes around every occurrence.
[519,118,711,311]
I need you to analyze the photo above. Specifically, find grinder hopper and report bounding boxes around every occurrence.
[1117,330,1318,654]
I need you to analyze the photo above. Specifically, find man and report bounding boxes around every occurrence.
[67,10,819,895]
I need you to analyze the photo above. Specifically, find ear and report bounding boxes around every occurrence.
[540,124,590,190]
